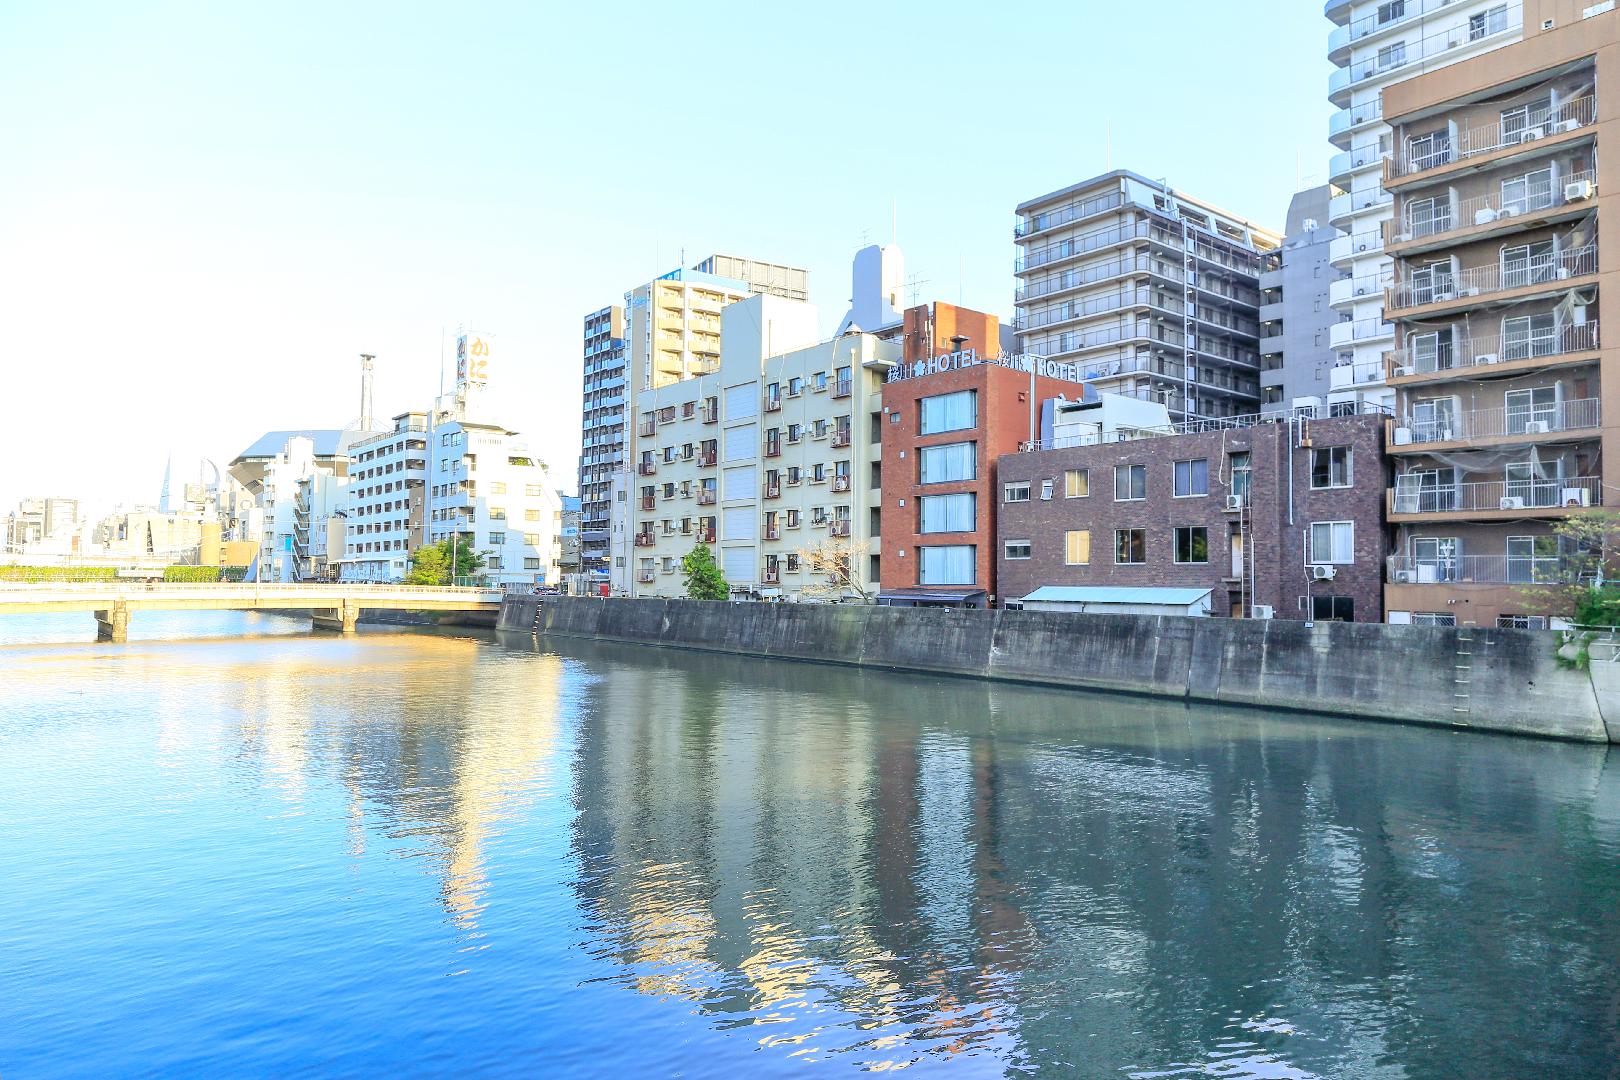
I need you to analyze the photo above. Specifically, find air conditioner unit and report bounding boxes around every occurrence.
[1392,427,1414,445]
[1556,118,1581,133]
[1433,290,1456,302]
[1562,487,1591,507]
[1253,605,1275,620]
[1564,179,1595,201]
[1500,496,1527,510]
[1310,564,1337,581]
[1523,420,1550,434]
[1475,208,1498,225]
[1518,129,1544,143]
[1496,206,1517,219]
[1225,494,1246,511]
[1357,243,1369,252]
[1394,569,1416,584]
[1474,353,1499,366]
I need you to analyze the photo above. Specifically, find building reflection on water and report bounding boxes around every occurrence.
[545,638,1620,1077]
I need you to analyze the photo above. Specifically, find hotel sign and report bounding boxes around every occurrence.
[885,348,1086,384]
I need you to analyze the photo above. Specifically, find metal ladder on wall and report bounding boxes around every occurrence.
[1453,626,1477,720]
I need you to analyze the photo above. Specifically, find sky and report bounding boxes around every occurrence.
[0,0,1336,513]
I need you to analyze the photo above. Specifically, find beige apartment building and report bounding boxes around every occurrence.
[617,292,895,600]
[1380,0,1616,627]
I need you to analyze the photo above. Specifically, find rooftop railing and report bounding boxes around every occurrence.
[1020,402,1390,451]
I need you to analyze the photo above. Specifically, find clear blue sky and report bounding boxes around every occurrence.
[0,0,1335,511]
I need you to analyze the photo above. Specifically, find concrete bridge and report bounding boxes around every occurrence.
[0,582,504,641]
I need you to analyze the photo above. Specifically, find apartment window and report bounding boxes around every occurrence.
[1406,195,1450,238]
[1004,481,1030,503]
[1504,387,1558,434]
[1173,459,1209,497]
[1469,4,1508,39]
[1376,0,1405,23]
[488,532,506,546]
[1311,596,1355,622]
[526,509,542,521]
[523,557,541,570]
[919,390,977,435]
[490,481,507,495]
[1114,464,1146,501]
[1040,479,1054,501]
[786,466,802,485]
[787,376,803,396]
[1114,529,1146,565]
[1502,167,1555,215]
[918,545,975,585]
[1501,96,1553,141]
[1065,530,1091,566]
[1406,129,1451,172]
[1065,469,1090,498]
[920,493,975,534]
[1502,313,1558,361]
[1310,447,1352,489]
[486,555,503,570]
[1376,41,1406,71]
[1228,452,1251,503]
[1004,539,1032,561]
[1309,521,1354,564]
[1503,240,1556,289]
[785,509,801,528]
[787,423,802,442]
[1497,614,1548,630]
[490,508,507,521]
[919,442,975,484]
[523,533,540,545]
[1173,526,1209,564]
[813,371,828,392]
[812,463,827,483]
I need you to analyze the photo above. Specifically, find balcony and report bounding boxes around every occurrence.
[1329,142,1387,185]
[638,460,656,476]
[1392,96,1597,180]
[1329,99,1383,149]
[1329,269,1392,307]
[1016,220,1153,274]
[1329,358,1386,390]
[639,495,656,510]
[697,489,716,505]
[1385,553,1581,586]
[1388,475,1601,519]
[636,570,655,584]
[1331,6,1520,108]
[1390,171,1597,252]
[1389,397,1600,450]
[634,533,655,548]
[1328,318,1394,349]
[1386,321,1599,383]
[1330,228,1384,266]
[1387,245,1598,314]
[1014,190,1125,239]
[764,395,782,412]
[832,475,851,493]
[830,519,852,538]
[697,527,716,543]
[831,429,852,449]
[1328,188,1393,224]
[764,482,781,499]
[698,451,717,467]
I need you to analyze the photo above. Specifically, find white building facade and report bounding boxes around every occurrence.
[1325,0,1523,410]
[336,412,429,583]
[427,419,564,588]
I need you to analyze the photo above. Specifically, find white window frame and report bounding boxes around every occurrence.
[1309,520,1355,565]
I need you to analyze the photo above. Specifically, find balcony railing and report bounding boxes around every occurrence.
[638,460,656,476]
[634,533,655,547]
[701,404,718,424]
[697,489,716,506]
[697,528,716,543]
[1332,6,1519,103]
[763,525,780,540]
[1017,221,1152,273]
[1329,318,1395,347]
[1397,171,1597,243]
[1387,321,1600,377]
[1390,475,1600,514]
[636,570,655,583]
[1394,96,1598,177]
[830,519,852,538]
[764,395,782,412]
[1385,553,1581,585]
[1393,397,1599,444]
[697,451,717,467]
[831,430,851,448]
[762,567,780,584]
[1389,245,1598,310]
[1015,190,1125,238]
[1330,228,1385,264]
[831,475,851,492]
[764,438,781,458]
[833,378,852,399]
[639,495,656,510]
[764,482,781,499]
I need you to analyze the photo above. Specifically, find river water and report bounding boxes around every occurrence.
[2,613,1618,1077]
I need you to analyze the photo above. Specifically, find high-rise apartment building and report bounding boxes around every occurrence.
[579,257,809,587]
[1325,0,1525,409]
[337,412,429,583]
[427,418,563,588]
[1013,170,1280,422]
[1377,0,1614,628]
[1259,186,1339,411]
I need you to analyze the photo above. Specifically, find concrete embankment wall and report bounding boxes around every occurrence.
[498,596,1617,744]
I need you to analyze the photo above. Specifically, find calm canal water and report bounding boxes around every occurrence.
[3,613,1619,1077]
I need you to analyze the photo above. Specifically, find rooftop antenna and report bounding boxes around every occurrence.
[904,273,930,307]
[1105,119,1112,171]
[891,198,897,246]
[359,353,375,431]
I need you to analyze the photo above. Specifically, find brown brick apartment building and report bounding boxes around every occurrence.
[995,411,1390,621]
[878,302,1090,606]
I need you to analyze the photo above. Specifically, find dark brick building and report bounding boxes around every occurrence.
[995,411,1389,621]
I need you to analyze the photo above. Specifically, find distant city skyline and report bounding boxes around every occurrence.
[0,1,1335,510]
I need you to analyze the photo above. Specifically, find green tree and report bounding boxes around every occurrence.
[406,537,486,585]
[681,543,729,600]
[1516,509,1620,624]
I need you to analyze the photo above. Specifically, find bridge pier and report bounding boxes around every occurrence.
[311,599,360,634]
[94,601,130,643]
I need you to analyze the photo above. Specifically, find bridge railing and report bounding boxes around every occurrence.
[0,582,503,601]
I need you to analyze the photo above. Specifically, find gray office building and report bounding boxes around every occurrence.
[1259,186,1337,413]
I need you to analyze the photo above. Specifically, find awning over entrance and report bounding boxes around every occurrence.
[876,589,989,608]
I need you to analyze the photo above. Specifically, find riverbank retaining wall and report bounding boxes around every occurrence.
[498,596,1617,743]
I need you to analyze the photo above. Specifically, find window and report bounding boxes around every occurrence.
[1406,195,1451,239]
[920,493,975,533]
[813,418,829,438]
[1114,529,1146,564]
[1228,452,1251,504]
[1497,614,1547,630]
[524,484,543,497]
[490,508,507,521]
[813,371,828,392]
[787,376,802,396]
[1469,4,1507,39]
[488,481,507,495]
[523,533,540,545]
[486,555,503,570]
[1502,313,1558,361]
[1311,596,1355,622]
[919,545,975,585]
[488,532,506,545]
[786,466,802,485]
[787,423,802,442]
[1173,459,1209,497]
[523,557,542,570]
[1310,447,1352,488]
[1004,481,1030,503]
[1406,129,1451,172]
[786,553,800,572]
[1376,41,1406,71]
[1065,469,1090,498]
[1065,530,1091,565]
[919,442,975,484]
[1377,0,1405,23]
[1173,526,1209,564]
[920,390,977,435]
[1501,167,1555,215]
[1114,464,1146,501]
[1040,478,1054,501]
[526,508,542,521]
[999,538,1033,563]
[1502,240,1556,289]
[785,508,801,528]
[812,463,826,483]
[1309,521,1354,564]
